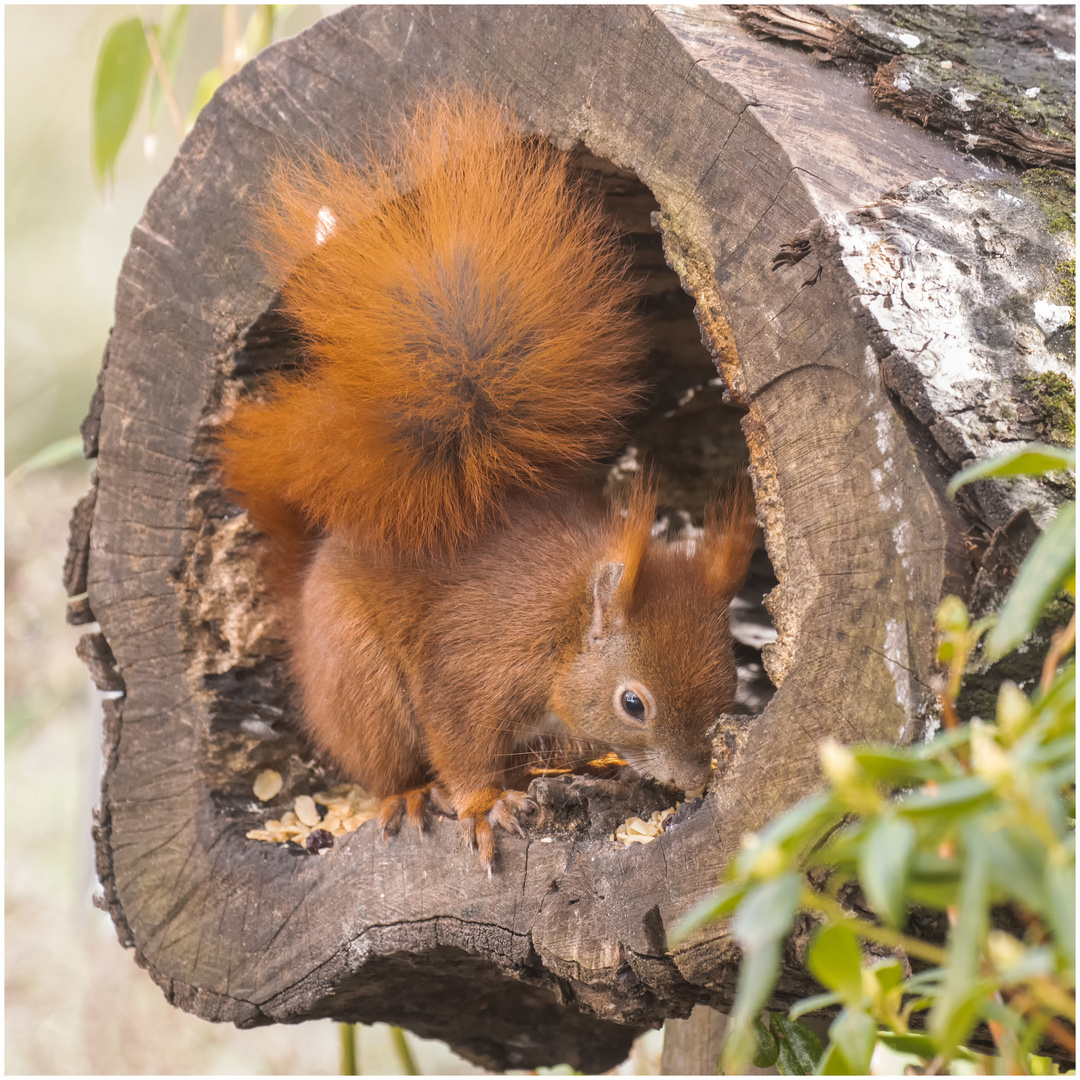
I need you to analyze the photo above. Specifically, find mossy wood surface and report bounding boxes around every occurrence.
[68,5,1074,1069]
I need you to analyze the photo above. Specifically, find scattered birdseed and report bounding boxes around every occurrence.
[246,782,381,846]
[253,769,283,801]
[294,794,320,828]
[612,807,677,846]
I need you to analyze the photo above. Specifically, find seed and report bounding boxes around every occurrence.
[253,769,283,801]
[294,795,321,827]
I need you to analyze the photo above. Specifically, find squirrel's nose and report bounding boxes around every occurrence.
[656,758,711,794]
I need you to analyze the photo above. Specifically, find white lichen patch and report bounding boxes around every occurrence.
[947,86,980,112]
[1034,299,1074,335]
[830,179,1075,529]
[884,619,915,738]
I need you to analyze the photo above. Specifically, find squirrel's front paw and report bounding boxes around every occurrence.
[457,788,537,874]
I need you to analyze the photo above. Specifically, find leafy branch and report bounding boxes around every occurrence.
[676,443,1075,1075]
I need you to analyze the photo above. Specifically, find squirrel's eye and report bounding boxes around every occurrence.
[620,689,645,718]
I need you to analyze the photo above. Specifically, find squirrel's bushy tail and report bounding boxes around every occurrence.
[219,90,644,560]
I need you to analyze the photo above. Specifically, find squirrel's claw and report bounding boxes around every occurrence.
[377,784,445,840]
[457,788,536,872]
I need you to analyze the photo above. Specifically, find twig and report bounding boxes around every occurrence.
[140,20,184,137]
[1040,610,1076,694]
[987,993,1027,1075]
[339,1023,358,1075]
[800,886,948,966]
[391,1027,419,1075]
[221,5,241,77]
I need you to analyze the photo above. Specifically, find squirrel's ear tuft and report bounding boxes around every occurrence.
[608,470,657,608]
[702,475,758,599]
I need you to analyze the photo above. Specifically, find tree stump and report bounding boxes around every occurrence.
[68,6,1074,1071]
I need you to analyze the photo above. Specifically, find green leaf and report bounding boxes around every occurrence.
[848,746,953,784]
[669,882,749,944]
[1034,661,1076,730]
[91,17,152,190]
[897,775,995,817]
[1030,1052,1066,1075]
[186,66,224,131]
[821,1009,877,1075]
[985,502,1076,661]
[148,6,188,130]
[752,1016,780,1068]
[244,4,275,56]
[876,1032,976,1063]
[789,993,842,1020]
[930,826,992,1056]
[771,1013,823,1075]
[5,435,85,482]
[858,817,914,928]
[737,793,839,874]
[807,924,863,1006]
[985,828,1048,915]
[724,941,783,1073]
[947,444,1076,496]
[869,958,905,994]
[1044,854,1075,966]
[731,874,803,952]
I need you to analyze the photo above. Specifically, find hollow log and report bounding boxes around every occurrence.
[69,6,1074,1071]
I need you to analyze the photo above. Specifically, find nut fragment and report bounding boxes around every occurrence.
[294,794,321,828]
[248,782,381,846]
[612,806,677,846]
[253,769,283,802]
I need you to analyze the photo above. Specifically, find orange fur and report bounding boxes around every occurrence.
[219,91,645,561]
[218,90,759,871]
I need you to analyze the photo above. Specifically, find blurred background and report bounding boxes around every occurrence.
[5,6,674,1074]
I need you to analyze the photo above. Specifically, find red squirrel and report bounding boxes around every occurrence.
[219,91,758,870]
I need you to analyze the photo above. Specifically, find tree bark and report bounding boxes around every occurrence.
[68,5,1073,1070]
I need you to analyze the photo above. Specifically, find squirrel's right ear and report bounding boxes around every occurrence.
[702,476,758,600]
[589,562,626,644]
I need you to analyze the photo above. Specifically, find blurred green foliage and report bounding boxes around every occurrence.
[676,445,1076,1075]
[90,5,288,193]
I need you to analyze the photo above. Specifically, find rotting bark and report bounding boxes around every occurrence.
[734,4,1076,172]
[69,5,1074,1070]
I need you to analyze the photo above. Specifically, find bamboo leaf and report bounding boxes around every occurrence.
[91,17,152,190]
[186,66,224,131]
[244,4,275,56]
[5,435,85,481]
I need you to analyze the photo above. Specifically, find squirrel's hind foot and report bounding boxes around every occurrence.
[457,788,538,872]
[377,784,451,840]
